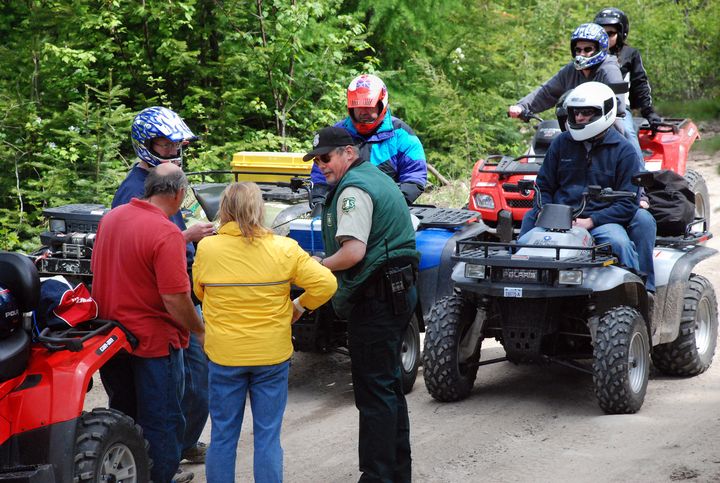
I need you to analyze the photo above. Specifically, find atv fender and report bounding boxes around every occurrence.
[654,245,717,345]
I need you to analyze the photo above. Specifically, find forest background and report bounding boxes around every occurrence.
[1,0,719,250]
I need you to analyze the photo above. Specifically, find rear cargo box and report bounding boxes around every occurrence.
[230,152,310,183]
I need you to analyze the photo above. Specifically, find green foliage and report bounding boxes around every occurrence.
[0,0,717,250]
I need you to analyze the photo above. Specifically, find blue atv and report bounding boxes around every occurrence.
[191,176,489,392]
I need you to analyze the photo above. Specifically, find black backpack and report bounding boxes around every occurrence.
[646,170,695,236]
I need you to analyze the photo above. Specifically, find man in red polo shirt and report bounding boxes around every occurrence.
[92,162,205,483]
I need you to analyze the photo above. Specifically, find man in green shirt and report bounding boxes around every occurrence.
[305,126,419,482]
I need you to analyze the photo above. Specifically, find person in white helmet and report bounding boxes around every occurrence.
[519,82,656,290]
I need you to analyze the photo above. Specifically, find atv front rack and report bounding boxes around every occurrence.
[409,206,479,228]
[453,239,617,269]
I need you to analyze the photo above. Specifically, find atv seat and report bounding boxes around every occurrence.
[0,252,39,382]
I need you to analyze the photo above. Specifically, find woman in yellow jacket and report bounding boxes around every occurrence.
[193,182,336,483]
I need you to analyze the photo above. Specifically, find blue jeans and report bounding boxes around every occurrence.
[181,324,209,452]
[519,223,639,272]
[134,349,186,483]
[623,109,644,163]
[205,360,290,483]
[628,209,656,291]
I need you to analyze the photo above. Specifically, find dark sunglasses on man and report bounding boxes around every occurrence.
[574,46,596,54]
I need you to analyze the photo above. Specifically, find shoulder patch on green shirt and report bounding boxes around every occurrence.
[341,197,356,213]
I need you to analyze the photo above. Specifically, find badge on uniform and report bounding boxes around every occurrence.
[341,197,356,213]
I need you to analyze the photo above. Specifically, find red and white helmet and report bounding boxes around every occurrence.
[347,74,388,135]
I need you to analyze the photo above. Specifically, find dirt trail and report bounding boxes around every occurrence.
[86,125,720,482]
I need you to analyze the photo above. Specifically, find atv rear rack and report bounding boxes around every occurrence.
[453,239,617,269]
[476,155,543,176]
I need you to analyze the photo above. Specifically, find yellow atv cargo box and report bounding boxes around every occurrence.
[230,152,310,182]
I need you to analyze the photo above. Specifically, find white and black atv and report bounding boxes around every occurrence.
[423,178,718,414]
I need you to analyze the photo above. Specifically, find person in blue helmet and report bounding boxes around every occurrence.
[103,106,215,483]
[509,23,629,135]
[310,74,427,207]
[594,7,662,162]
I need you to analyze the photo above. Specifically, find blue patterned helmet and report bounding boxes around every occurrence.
[131,106,196,167]
[570,23,609,71]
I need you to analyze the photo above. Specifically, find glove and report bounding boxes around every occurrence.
[310,183,330,209]
[645,112,662,125]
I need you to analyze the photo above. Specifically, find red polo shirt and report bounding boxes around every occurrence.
[91,198,190,357]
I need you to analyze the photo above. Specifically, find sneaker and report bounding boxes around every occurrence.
[174,468,194,483]
[181,442,208,464]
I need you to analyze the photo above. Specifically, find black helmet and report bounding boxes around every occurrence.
[555,91,572,132]
[0,284,21,339]
[594,7,629,48]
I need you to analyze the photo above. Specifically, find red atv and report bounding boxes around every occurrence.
[0,251,150,482]
[467,117,707,240]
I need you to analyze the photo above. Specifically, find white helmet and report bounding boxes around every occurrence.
[565,82,617,141]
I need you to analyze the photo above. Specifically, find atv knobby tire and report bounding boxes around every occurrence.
[652,274,718,376]
[685,169,710,227]
[401,315,421,394]
[593,306,650,414]
[74,408,151,482]
[423,295,480,402]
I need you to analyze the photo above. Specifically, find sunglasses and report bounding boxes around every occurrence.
[573,108,599,117]
[574,46,596,54]
[315,153,333,164]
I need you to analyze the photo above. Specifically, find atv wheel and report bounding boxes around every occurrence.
[593,306,650,414]
[401,315,421,394]
[684,169,710,228]
[652,274,718,376]
[74,408,151,482]
[423,295,481,402]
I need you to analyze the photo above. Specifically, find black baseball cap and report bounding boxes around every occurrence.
[303,126,355,161]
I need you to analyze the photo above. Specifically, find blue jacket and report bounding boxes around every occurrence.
[310,109,427,204]
[112,163,194,268]
[532,129,639,227]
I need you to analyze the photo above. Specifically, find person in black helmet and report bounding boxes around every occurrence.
[594,7,662,161]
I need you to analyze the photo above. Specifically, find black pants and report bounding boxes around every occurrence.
[348,285,417,483]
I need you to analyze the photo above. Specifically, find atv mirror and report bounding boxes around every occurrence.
[631,172,654,189]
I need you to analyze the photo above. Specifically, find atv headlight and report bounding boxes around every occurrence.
[49,218,66,233]
[473,193,495,210]
[465,263,486,279]
[558,270,583,285]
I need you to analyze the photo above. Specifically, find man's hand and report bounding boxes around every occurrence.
[184,222,215,243]
[508,105,523,119]
[291,304,303,324]
[573,217,595,230]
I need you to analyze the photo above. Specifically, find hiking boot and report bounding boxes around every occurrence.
[174,468,194,483]
[181,442,208,464]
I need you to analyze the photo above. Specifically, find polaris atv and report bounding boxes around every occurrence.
[423,178,718,414]
[468,117,708,239]
[0,251,150,482]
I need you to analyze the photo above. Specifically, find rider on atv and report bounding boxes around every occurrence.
[518,82,657,291]
[508,23,630,138]
[594,7,663,161]
[309,74,427,207]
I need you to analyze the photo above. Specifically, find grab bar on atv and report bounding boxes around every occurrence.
[37,319,137,352]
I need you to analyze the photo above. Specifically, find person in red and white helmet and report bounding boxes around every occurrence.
[310,74,427,206]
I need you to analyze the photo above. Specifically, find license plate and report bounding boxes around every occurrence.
[504,287,523,297]
[501,268,539,282]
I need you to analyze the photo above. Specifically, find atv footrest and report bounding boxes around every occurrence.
[0,464,55,482]
[409,206,478,228]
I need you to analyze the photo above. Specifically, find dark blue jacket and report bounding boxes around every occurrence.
[533,129,639,227]
[310,109,427,203]
[112,164,194,268]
